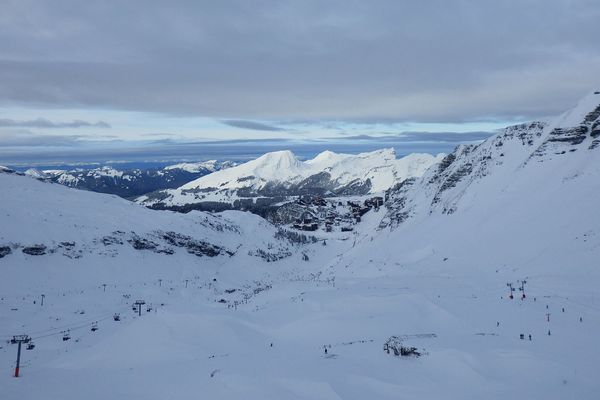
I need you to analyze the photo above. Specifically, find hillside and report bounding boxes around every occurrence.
[1,92,600,399]
[137,149,443,209]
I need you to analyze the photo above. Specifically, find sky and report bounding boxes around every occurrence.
[1,0,599,165]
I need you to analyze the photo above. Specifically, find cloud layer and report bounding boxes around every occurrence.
[0,118,110,128]
[1,1,598,123]
[221,120,285,131]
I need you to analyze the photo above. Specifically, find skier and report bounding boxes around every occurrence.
[496,321,500,327]
[528,334,532,341]
[324,347,328,355]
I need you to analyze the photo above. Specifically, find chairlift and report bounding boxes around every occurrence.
[91,322,98,332]
[26,341,35,350]
[113,313,121,321]
[62,330,71,341]
[146,305,152,312]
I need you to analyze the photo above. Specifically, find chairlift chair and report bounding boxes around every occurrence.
[91,322,98,332]
[113,313,121,321]
[62,330,71,341]
[26,341,35,350]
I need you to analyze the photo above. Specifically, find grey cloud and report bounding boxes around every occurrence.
[0,118,110,128]
[0,139,460,167]
[0,1,599,123]
[221,120,285,131]
[0,130,87,147]
[336,132,495,143]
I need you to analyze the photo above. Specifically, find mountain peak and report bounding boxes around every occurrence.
[358,147,396,160]
[307,150,349,166]
[251,150,302,170]
[553,90,600,129]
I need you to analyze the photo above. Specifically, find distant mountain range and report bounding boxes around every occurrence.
[21,160,237,198]
[1,91,600,399]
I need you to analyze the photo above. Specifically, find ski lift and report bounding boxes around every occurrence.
[26,341,35,350]
[91,322,98,332]
[62,330,71,341]
[113,313,121,321]
[146,304,152,312]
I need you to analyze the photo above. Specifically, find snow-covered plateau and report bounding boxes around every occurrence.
[1,91,600,399]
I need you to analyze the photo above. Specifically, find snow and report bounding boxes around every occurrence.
[164,160,219,173]
[23,169,47,179]
[1,93,600,399]
[89,166,123,178]
[307,148,445,192]
[41,169,66,177]
[180,150,307,191]
[146,149,443,207]
[552,90,600,129]
[181,148,440,193]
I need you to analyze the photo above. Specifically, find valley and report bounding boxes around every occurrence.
[1,91,600,399]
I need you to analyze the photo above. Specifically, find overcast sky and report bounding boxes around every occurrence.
[1,0,599,163]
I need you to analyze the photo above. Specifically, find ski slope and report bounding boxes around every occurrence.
[1,92,600,399]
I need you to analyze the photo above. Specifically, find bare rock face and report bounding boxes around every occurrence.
[162,231,228,257]
[0,246,11,258]
[533,101,600,157]
[22,245,47,256]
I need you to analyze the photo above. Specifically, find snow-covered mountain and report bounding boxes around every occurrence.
[23,160,236,199]
[163,160,237,173]
[137,149,444,209]
[1,92,600,400]
[0,169,300,264]
[380,90,600,232]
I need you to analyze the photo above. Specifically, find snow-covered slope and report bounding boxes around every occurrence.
[1,92,600,400]
[381,90,600,231]
[163,160,237,173]
[0,171,292,261]
[137,149,443,208]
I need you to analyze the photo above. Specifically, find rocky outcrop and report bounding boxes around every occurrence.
[0,246,12,258]
[22,245,47,256]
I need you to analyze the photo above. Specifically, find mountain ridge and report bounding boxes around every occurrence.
[137,148,444,209]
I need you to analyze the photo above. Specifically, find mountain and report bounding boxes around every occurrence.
[136,149,444,210]
[1,92,600,399]
[380,90,600,232]
[23,160,236,199]
[163,160,237,173]
[0,168,297,263]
